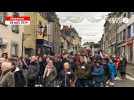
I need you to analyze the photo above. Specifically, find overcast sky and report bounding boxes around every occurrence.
[56,12,110,45]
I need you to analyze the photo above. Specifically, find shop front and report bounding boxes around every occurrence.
[36,39,53,56]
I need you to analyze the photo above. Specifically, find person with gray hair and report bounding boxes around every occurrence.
[59,62,75,87]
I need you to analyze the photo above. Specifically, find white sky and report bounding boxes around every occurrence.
[56,12,110,45]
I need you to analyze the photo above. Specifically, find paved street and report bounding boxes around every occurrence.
[126,64,134,77]
[111,64,134,87]
[113,75,134,87]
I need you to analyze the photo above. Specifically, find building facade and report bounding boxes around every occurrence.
[60,25,81,53]
[0,12,24,58]
[101,12,134,64]
[35,12,49,56]
[47,12,61,54]
[23,12,36,57]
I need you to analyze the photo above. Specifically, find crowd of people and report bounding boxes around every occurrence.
[0,50,128,87]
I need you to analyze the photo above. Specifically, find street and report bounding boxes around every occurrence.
[115,69,134,87]
[104,64,134,87]
[115,76,134,87]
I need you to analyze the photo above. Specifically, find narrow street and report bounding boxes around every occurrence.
[115,77,134,87]
[114,64,134,87]
[1,12,134,87]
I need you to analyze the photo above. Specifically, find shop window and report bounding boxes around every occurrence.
[25,48,33,57]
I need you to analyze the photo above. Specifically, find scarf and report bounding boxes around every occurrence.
[43,64,54,79]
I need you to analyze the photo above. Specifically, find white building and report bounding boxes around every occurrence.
[117,12,134,64]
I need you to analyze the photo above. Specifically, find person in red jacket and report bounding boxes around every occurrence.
[114,55,121,75]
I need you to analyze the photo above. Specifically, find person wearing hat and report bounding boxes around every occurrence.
[0,59,15,87]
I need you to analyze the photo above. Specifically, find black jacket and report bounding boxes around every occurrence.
[14,70,26,87]
[59,69,74,87]
[39,61,45,76]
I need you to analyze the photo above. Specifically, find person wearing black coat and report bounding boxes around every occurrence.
[27,56,40,87]
[54,60,62,79]
[59,62,75,87]
[14,67,26,87]
[38,57,45,84]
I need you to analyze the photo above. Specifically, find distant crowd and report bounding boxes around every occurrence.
[0,50,127,87]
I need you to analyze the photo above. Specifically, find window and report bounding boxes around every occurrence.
[37,21,43,35]
[128,25,131,38]
[121,31,123,41]
[130,45,133,62]
[123,29,126,41]
[0,12,7,25]
[0,13,3,23]
[120,32,122,42]
[11,12,19,33]
[11,43,18,57]
[0,38,2,44]
[25,48,33,57]
[133,23,134,33]
[128,12,131,18]
[43,25,47,37]
[123,13,127,17]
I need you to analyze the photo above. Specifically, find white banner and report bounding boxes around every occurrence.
[5,20,30,25]
[4,16,30,25]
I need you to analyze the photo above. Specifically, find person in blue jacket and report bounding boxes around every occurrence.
[91,60,104,87]
[107,59,117,87]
